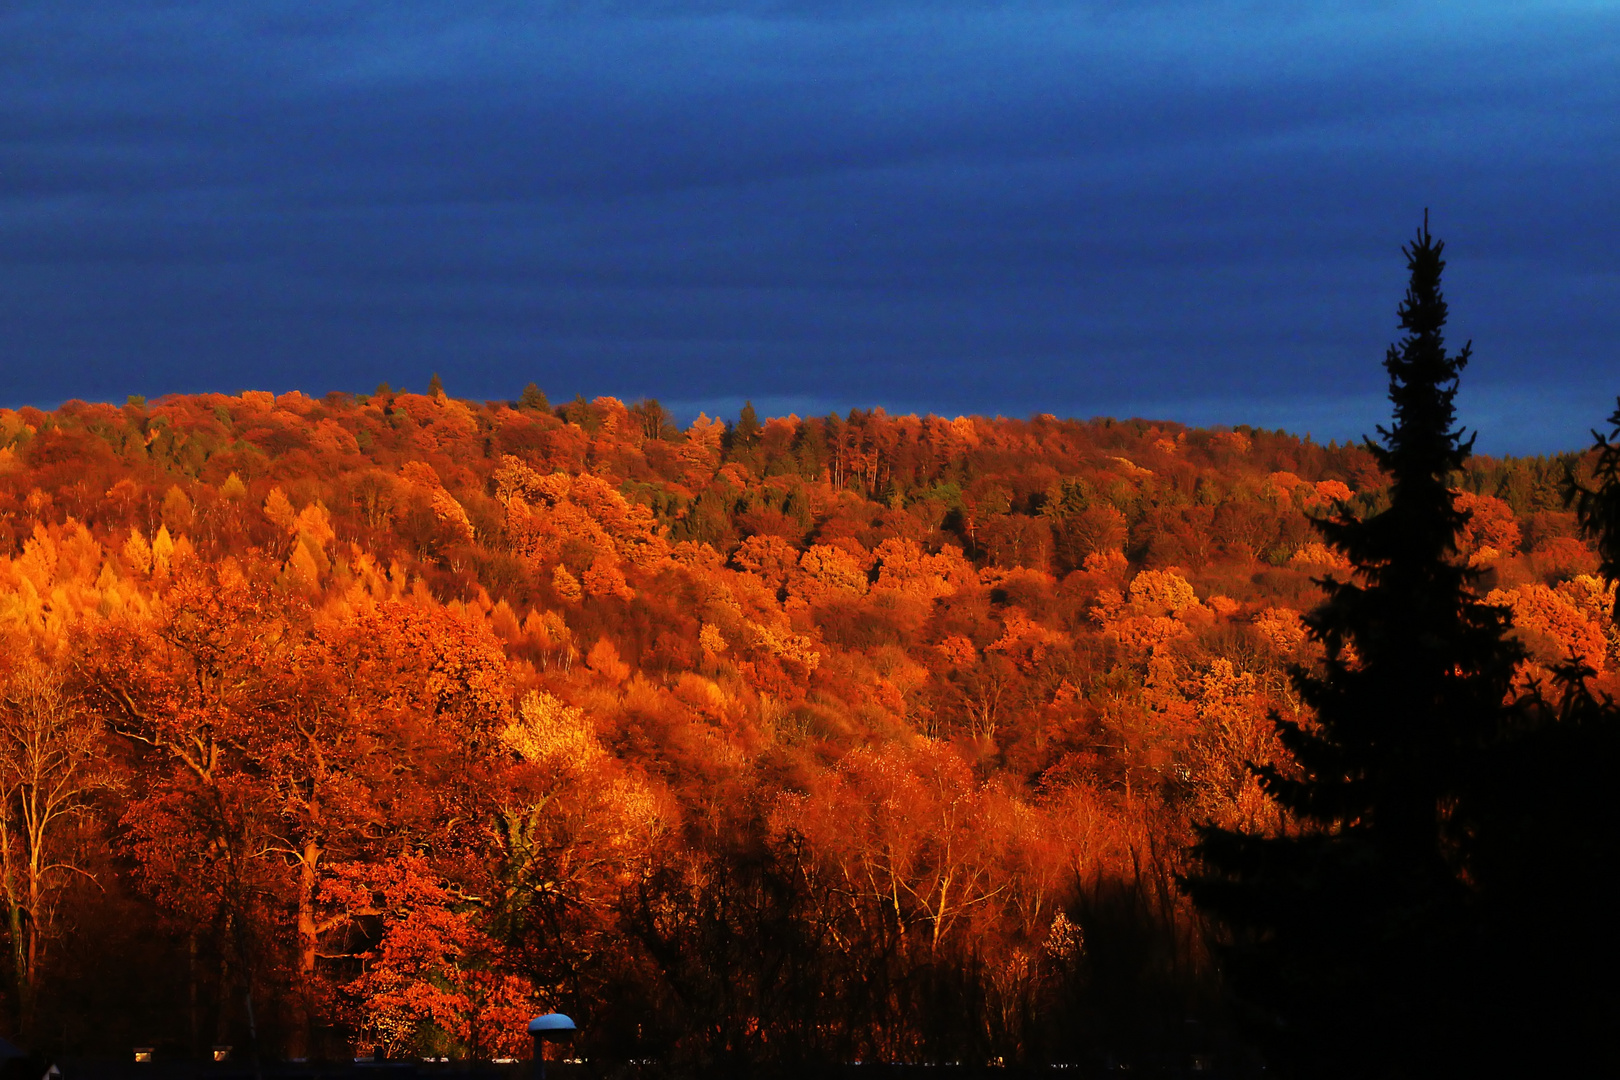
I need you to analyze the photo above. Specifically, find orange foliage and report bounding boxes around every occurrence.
[1487,582,1612,674]
[0,389,1598,1063]
[1456,490,1522,560]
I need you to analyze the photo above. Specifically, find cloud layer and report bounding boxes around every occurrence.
[3,1,1616,452]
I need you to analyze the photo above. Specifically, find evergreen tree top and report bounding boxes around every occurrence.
[1317,222,1476,586]
[1367,217,1475,562]
[1274,218,1518,837]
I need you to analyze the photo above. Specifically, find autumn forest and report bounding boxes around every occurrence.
[1,358,1616,1070]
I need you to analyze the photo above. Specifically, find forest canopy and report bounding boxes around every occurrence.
[0,386,1611,1068]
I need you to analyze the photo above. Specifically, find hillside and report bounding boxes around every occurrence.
[0,387,1608,1065]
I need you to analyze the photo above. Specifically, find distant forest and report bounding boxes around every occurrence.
[0,380,1612,1068]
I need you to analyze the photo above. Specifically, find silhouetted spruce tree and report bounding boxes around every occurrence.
[1185,220,1524,1077]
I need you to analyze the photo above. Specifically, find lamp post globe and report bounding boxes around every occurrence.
[527,1014,576,1080]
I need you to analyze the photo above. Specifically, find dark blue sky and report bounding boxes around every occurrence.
[3,1,1616,453]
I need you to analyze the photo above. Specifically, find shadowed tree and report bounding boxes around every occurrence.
[1185,219,1525,1077]
[1570,399,1620,614]
[1450,400,1620,1074]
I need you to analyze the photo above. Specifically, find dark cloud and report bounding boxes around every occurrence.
[2,0,1616,452]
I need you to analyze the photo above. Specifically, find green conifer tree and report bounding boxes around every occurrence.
[736,401,762,446]
[1186,219,1524,1076]
[519,382,550,412]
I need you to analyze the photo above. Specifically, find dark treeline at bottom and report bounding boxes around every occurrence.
[41,1064,1253,1080]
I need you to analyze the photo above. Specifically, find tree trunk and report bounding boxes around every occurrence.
[288,838,323,1060]
[189,932,201,1060]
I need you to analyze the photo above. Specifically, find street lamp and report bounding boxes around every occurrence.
[527,1014,576,1080]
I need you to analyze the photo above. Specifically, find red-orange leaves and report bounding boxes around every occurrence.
[773,740,1054,963]
[379,602,510,720]
[586,637,631,685]
[1487,580,1613,675]
[495,457,665,568]
[787,543,869,611]
[4,385,1612,1063]
[323,855,535,1060]
[1455,490,1521,561]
